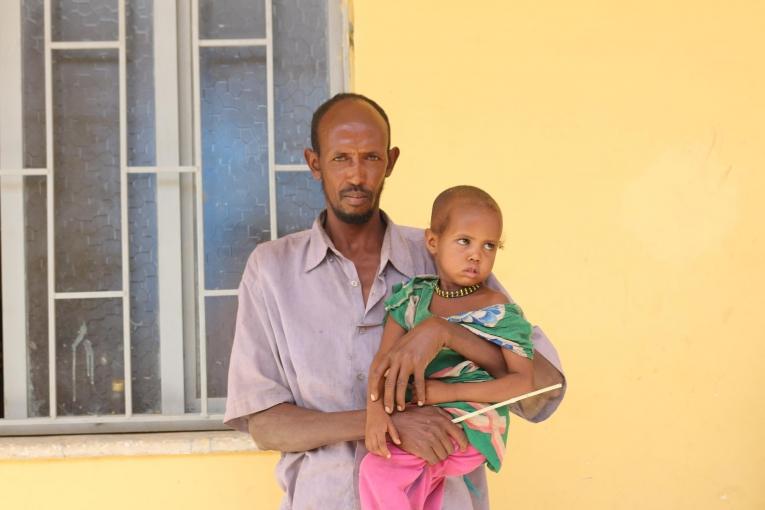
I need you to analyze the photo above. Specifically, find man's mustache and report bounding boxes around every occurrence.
[340,186,373,198]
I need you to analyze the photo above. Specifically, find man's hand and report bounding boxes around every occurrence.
[368,316,447,412]
[390,405,468,465]
[365,401,401,459]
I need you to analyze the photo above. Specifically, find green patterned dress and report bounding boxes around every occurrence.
[384,275,534,472]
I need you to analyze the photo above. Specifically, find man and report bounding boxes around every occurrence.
[224,93,565,509]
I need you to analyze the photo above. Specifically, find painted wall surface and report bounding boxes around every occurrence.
[2,1,763,509]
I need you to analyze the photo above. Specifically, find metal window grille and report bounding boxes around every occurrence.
[0,0,350,435]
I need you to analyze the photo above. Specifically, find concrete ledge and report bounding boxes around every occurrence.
[0,431,259,460]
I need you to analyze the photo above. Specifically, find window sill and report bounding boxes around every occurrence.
[0,431,259,461]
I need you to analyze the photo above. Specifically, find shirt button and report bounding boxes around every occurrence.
[328,255,334,262]
[350,280,359,287]
[356,372,365,381]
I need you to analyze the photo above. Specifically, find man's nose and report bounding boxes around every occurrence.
[346,158,367,184]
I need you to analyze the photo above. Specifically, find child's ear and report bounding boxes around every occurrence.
[424,228,438,256]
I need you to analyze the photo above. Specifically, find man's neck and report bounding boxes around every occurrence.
[323,209,387,258]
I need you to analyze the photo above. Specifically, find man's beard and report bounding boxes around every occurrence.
[324,181,384,225]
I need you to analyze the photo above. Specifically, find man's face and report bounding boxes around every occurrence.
[305,100,399,224]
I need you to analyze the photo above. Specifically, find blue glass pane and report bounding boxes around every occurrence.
[205,296,238,399]
[24,177,50,418]
[276,172,324,237]
[56,299,124,416]
[52,0,118,42]
[53,49,122,293]
[23,0,47,170]
[198,0,265,40]
[127,0,160,415]
[273,0,330,164]
[200,47,269,290]
[22,0,50,417]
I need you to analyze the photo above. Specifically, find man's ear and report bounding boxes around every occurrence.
[385,146,400,177]
[304,148,321,181]
[424,228,438,256]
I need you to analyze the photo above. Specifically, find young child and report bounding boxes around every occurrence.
[359,185,535,510]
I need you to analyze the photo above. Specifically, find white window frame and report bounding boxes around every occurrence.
[0,0,350,435]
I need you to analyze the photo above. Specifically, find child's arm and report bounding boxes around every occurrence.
[365,316,406,458]
[425,345,534,405]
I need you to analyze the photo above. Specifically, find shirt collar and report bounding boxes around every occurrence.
[303,210,416,278]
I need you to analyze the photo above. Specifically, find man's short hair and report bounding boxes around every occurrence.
[310,93,391,153]
[430,185,503,234]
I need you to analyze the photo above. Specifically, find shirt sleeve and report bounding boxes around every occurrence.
[223,251,294,433]
[485,274,567,423]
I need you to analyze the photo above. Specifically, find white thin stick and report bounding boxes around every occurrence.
[450,383,563,424]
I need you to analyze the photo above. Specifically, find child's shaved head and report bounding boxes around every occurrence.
[429,185,502,234]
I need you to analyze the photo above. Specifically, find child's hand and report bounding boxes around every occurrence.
[365,401,401,458]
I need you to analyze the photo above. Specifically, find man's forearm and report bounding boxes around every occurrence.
[248,403,365,452]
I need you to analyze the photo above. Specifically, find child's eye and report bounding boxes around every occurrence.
[456,238,469,246]
[483,242,496,251]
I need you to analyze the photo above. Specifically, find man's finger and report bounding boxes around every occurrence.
[383,362,400,413]
[368,359,390,401]
[388,421,401,446]
[428,433,450,463]
[440,412,468,452]
[395,366,411,412]
[413,368,426,406]
[418,445,438,465]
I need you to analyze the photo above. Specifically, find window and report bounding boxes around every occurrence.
[0,0,350,435]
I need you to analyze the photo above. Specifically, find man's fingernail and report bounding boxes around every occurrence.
[398,405,404,411]
[370,394,376,401]
[385,406,391,414]
[417,401,424,406]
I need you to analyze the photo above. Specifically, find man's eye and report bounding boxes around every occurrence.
[366,154,381,161]
[332,155,347,162]
[456,238,469,246]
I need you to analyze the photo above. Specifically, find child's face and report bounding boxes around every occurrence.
[425,205,503,290]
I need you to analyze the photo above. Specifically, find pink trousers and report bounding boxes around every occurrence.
[358,441,485,510]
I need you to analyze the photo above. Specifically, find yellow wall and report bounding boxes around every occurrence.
[357,1,765,508]
[2,1,764,509]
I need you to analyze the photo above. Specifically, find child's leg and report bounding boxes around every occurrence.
[358,441,485,510]
[359,444,429,510]
[421,442,486,510]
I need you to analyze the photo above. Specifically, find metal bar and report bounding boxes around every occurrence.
[0,168,48,176]
[44,0,58,419]
[274,164,309,172]
[191,0,209,416]
[154,0,186,416]
[327,0,349,94]
[118,0,132,417]
[50,41,120,50]
[266,0,277,241]
[53,291,124,300]
[202,289,238,297]
[0,0,29,419]
[198,38,267,48]
[126,166,197,174]
[177,0,199,417]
